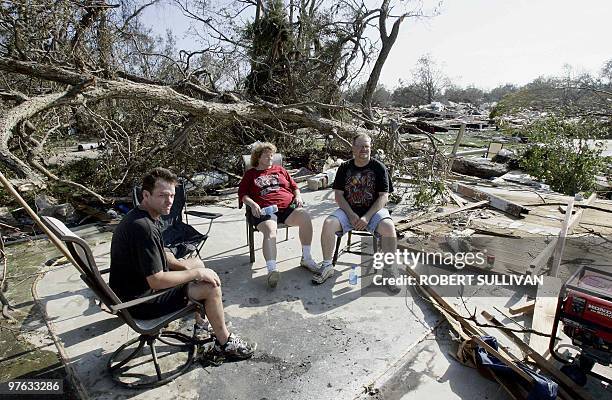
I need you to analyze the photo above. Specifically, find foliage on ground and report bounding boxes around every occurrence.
[518,116,607,195]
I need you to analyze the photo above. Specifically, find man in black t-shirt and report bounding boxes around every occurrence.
[110,167,254,359]
[312,134,400,290]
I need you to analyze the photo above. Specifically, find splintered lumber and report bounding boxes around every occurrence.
[529,277,562,359]
[396,200,488,232]
[447,123,465,172]
[550,199,574,277]
[402,263,558,399]
[528,194,596,276]
[451,182,529,217]
[508,300,536,315]
[450,123,466,157]
[446,187,467,207]
[482,310,593,400]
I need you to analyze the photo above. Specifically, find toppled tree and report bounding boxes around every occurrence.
[0,0,443,203]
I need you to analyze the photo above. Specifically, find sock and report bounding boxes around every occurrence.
[302,245,312,260]
[323,259,332,266]
[266,260,277,272]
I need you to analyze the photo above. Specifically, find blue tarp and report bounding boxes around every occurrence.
[474,336,558,400]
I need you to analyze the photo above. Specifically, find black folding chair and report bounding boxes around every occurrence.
[132,181,222,259]
[41,216,205,389]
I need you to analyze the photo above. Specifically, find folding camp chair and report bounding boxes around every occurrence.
[241,154,289,263]
[132,181,222,259]
[41,216,204,389]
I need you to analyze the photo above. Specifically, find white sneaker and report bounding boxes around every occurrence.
[300,257,319,273]
[312,262,334,284]
[214,333,256,359]
[267,270,280,288]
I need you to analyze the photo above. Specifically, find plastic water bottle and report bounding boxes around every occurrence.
[349,265,358,285]
[260,204,278,216]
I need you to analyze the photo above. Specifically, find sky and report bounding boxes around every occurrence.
[142,0,612,90]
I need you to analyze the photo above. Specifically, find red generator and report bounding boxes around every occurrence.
[549,265,612,386]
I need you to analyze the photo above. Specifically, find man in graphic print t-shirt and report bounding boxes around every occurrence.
[311,133,401,292]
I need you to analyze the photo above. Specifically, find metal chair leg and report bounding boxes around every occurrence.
[346,231,353,252]
[332,234,342,266]
[246,220,250,246]
[248,224,255,263]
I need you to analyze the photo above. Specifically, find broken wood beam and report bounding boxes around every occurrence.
[508,300,535,315]
[396,200,488,232]
[527,194,596,276]
[529,277,562,359]
[401,262,549,399]
[550,198,574,277]
[446,187,467,207]
[451,182,529,217]
[447,123,465,171]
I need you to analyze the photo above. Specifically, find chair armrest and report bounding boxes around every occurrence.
[185,210,223,220]
[109,289,172,314]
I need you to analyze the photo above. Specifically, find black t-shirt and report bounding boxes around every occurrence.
[109,207,167,301]
[333,158,393,217]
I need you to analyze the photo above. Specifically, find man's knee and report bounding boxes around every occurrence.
[322,216,340,234]
[376,218,396,237]
[189,282,222,301]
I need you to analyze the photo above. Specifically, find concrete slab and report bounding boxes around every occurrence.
[37,187,607,399]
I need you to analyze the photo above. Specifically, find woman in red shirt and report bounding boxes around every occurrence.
[239,142,319,288]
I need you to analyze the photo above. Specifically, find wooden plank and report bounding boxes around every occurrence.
[528,194,596,276]
[567,193,596,233]
[550,199,574,277]
[453,148,488,156]
[450,123,466,157]
[447,123,466,171]
[396,200,488,232]
[508,300,535,315]
[446,187,467,207]
[528,239,557,275]
[451,182,529,217]
[482,310,594,400]
[529,277,562,358]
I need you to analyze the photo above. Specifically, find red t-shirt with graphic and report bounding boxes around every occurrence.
[238,165,297,209]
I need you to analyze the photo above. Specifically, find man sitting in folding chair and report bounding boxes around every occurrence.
[316,133,400,292]
[238,142,319,288]
[110,167,255,359]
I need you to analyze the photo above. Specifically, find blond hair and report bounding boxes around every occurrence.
[250,142,277,168]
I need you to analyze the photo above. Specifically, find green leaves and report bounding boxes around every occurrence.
[519,116,607,195]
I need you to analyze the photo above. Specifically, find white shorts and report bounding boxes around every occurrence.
[330,208,392,235]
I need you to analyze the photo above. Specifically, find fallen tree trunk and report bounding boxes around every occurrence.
[0,56,374,188]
